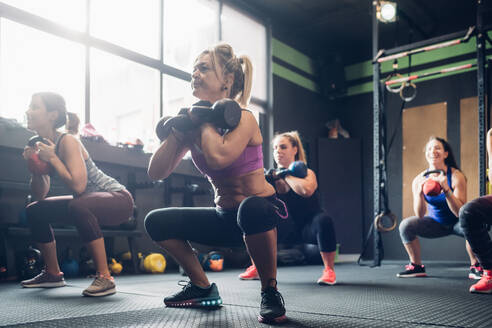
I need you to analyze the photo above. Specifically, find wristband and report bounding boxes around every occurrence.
[443,189,453,197]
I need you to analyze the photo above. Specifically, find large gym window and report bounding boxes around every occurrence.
[162,74,198,117]
[90,48,160,152]
[0,0,270,153]
[221,4,267,102]
[1,0,86,32]
[163,0,219,73]
[0,19,85,124]
[90,0,160,59]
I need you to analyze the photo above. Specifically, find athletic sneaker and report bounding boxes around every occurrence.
[397,263,427,278]
[258,285,287,324]
[164,281,222,308]
[21,270,66,288]
[238,265,259,280]
[469,263,484,280]
[82,274,116,297]
[317,267,337,285]
[469,270,492,294]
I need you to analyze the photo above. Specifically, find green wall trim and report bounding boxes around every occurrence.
[272,38,316,76]
[345,31,492,82]
[272,62,318,93]
[346,56,491,97]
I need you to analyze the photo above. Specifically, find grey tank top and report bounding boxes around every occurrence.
[54,133,125,194]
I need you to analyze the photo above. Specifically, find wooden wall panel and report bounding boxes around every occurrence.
[460,97,479,201]
[402,102,447,219]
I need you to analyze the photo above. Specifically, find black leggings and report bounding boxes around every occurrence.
[145,195,287,246]
[459,195,492,269]
[278,212,337,253]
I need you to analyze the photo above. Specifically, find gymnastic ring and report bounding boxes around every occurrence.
[385,74,405,94]
[400,81,417,102]
[374,211,398,232]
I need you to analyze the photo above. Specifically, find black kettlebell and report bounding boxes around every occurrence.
[17,246,43,280]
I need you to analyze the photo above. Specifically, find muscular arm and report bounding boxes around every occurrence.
[148,132,190,180]
[199,110,259,170]
[412,173,427,218]
[444,169,466,217]
[283,169,318,198]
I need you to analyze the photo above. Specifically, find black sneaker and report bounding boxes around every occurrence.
[258,286,287,324]
[397,263,427,278]
[164,281,222,308]
[469,263,484,280]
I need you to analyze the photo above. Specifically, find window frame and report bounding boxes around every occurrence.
[0,0,273,162]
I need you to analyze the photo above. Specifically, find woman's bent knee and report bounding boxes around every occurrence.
[399,217,418,244]
[237,196,277,235]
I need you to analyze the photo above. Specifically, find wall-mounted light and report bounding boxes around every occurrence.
[377,1,397,23]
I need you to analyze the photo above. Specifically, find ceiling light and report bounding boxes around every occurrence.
[377,1,397,23]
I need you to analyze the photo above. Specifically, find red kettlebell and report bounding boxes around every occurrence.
[27,153,50,175]
[26,136,50,175]
[423,179,442,196]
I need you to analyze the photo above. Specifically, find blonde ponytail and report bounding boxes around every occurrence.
[236,55,252,108]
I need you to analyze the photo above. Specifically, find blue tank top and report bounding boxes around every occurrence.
[423,167,457,226]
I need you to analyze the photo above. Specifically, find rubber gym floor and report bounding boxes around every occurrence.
[0,261,490,328]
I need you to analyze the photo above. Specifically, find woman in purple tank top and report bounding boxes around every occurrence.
[397,136,479,278]
[145,44,286,324]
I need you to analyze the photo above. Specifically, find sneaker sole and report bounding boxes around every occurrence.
[469,273,482,280]
[239,276,260,280]
[470,287,492,294]
[22,281,66,288]
[396,273,427,278]
[258,314,287,324]
[82,287,116,297]
[317,279,336,285]
[165,296,223,308]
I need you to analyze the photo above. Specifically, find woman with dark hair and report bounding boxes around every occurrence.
[21,92,134,297]
[144,44,286,324]
[397,136,479,278]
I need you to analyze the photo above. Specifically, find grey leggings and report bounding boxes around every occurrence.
[399,216,464,244]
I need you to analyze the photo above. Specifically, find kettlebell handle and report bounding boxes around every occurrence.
[423,169,444,177]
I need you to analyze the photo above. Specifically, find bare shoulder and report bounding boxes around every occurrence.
[239,109,262,144]
[451,168,466,182]
[412,170,426,182]
[59,134,81,150]
[240,109,257,124]
[58,134,85,158]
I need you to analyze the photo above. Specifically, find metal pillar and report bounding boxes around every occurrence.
[372,0,382,266]
[477,0,487,196]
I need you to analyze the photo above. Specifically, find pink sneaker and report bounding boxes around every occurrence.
[238,265,259,280]
[470,270,492,294]
[317,267,336,285]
